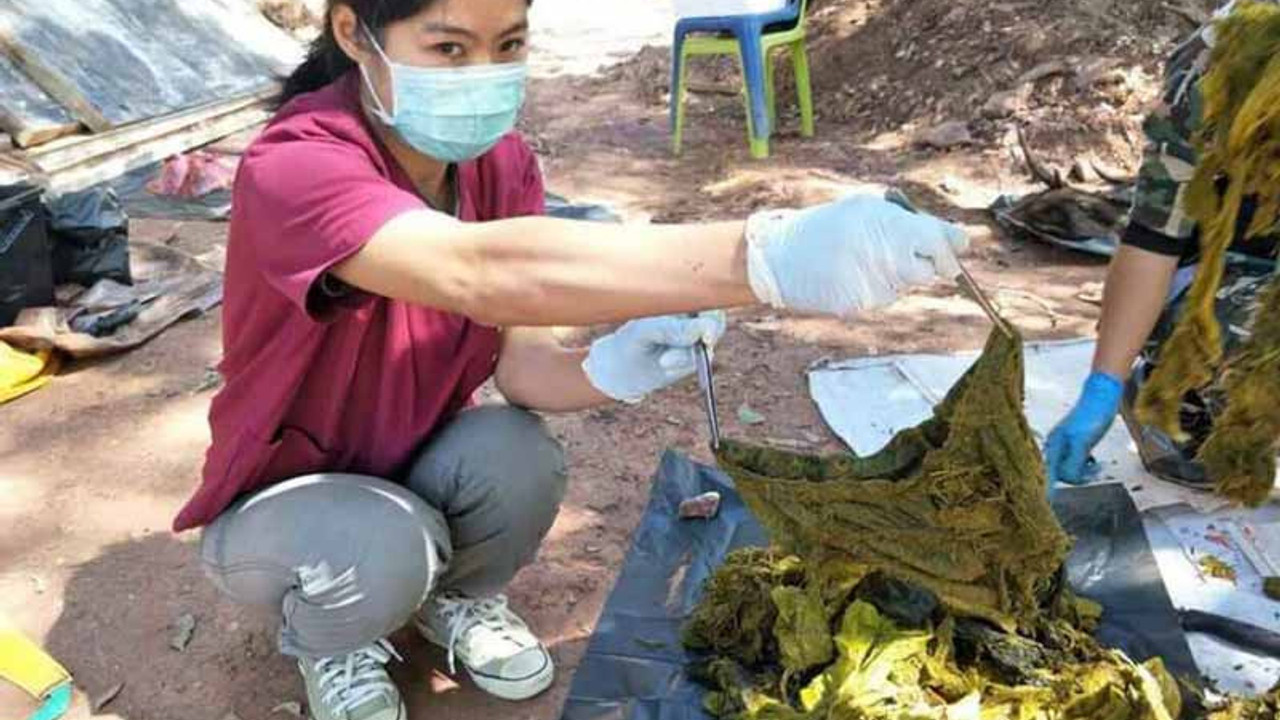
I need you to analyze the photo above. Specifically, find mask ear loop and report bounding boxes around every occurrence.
[359,22,397,123]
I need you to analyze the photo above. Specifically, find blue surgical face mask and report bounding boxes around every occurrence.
[360,25,528,163]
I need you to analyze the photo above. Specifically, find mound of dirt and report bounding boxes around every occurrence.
[601,44,743,107]
[801,0,1216,166]
[597,0,1219,171]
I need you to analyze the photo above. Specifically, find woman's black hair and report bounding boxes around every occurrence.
[278,0,532,106]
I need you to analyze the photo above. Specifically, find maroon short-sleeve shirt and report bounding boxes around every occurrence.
[174,73,545,532]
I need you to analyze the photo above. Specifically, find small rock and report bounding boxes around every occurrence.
[679,491,722,520]
[737,404,766,426]
[585,544,604,555]
[193,369,222,394]
[92,682,125,712]
[939,176,962,195]
[981,90,1023,119]
[1015,31,1049,58]
[914,121,973,150]
[171,612,198,652]
[800,430,824,445]
[664,416,683,427]
[28,575,45,595]
[271,701,305,718]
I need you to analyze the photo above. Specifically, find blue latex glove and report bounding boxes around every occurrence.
[1045,372,1124,487]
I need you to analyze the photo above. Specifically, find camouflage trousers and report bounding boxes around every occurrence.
[1122,256,1277,485]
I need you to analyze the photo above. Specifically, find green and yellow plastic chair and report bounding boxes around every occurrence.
[670,0,814,159]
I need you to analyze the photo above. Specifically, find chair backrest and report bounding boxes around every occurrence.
[674,0,793,19]
[786,0,810,29]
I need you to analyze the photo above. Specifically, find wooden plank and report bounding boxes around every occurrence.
[44,102,272,194]
[0,107,81,148]
[0,169,33,186]
[0,52,78,148]
[4,120,81,149]
[30,84,278,173]
[0,151,39,187]
[0,30,112,133]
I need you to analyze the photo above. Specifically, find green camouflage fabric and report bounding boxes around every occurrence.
[1123,3,1279,480]
[1144,259,1275,421]
[1129,0,1280,249]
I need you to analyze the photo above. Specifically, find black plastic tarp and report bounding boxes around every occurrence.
[561,450,1200,720]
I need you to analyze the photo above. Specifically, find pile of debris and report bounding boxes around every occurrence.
[682,325,1278,719]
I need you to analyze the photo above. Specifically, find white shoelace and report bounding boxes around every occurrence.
[435,593,528,675]
[313,639,403,714]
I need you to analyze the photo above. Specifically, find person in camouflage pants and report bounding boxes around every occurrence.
[1044,0,1279,488]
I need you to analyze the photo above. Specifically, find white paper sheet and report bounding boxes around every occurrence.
[1145,510,1280,695]
[807,339,1275,513]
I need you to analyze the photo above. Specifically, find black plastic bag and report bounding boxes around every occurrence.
[546,193,623,223]
[0,183,55,327]
[48,188,132,287]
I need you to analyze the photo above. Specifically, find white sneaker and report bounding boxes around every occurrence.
[298,639,406,720]
[415,592,555,701]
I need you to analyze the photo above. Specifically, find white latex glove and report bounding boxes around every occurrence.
[745,194,969,316]
[583,311,728,404]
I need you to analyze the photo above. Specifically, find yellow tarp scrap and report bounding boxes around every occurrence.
[0,616,72,707]
[0,341,58,405]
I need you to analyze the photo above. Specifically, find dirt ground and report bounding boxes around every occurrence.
[0,0,1196,717]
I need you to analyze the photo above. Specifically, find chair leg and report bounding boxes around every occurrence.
[671,37,690,155]
[764,49,777,128]
[737,30,770,159]
[792,40,815,138]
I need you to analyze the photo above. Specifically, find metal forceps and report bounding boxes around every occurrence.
[694,339,721,451]
[884,188,1014,338]
[687,314,722,451]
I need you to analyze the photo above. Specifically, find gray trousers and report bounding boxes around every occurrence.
[199,406,567,658]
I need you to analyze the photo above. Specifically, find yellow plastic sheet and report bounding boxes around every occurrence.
[0,341,57,405]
